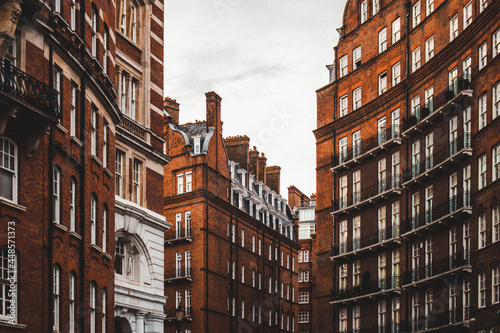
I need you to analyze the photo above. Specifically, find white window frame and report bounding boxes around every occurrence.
[493,82,500,120]
[412,47,421,72]
[425,36,434,61]
[463,1,472,29]
[379,71,387,95]
[479,42,487,70]
[479,213,487,249]
[392,17,401,43]
[479,272,486,307]
[426,0,434,15]
[353,87,362,110]
[90,195,97,245]
[353,46,361,70]
[379,27,387,53]
[53,266,60,332]
[412,1,421,27]
[53,167,61,224]
[479,154,487,190]
[360,0,368,24]
[340,94,348,117]
[450,15,459,41]
[339,54,348,78]
[392,62,401,86]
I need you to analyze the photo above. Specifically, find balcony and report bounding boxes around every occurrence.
[409,307,470,332]
[165,306,193,321]
[165,228,192,245]
[0,59,60,153]
[332,174,402,216]
[331,125,401,173]
[403,134,472,188]
[331,223,402,260]
[402,193,472,238]
[165,267,192,283]
[404,251,471,288]
[330,276,401,305]
[402,76,472,138]
[118,115,147,141]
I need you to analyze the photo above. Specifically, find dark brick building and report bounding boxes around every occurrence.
[315,0,500,332]
[163,92,300,332]
[0,0,167,331]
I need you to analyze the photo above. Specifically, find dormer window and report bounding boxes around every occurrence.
[193,137,201,154]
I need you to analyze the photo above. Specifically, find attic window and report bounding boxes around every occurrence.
[193,138,201,154]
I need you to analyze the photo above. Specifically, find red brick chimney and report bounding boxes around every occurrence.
[266,165,281,194]
[224,135,250,171]
[164,97,180,125]
[257,152,267,184]
[206,91,222,134]
[287,185,311,208]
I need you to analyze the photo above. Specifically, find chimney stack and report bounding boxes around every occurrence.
[224,135,251,171]
[206,91,222,133]
[164,97,180,125]
[266,166,281,194]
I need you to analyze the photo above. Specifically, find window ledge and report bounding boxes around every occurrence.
[90,155,102,166]
[70,136,83,147]
[90,244,102,253]
[103,168,113,179]
[69,231,82,240]
[56,123,68,134]
[0,321,26,329]
[103,252,112,261]
[0,199,26,212]
[53,222,68,232]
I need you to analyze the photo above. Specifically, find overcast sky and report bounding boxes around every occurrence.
[164,0,344,198]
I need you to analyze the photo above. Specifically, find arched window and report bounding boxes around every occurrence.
[90,194,97,245]
[0,247,17,321]
[69,272,76,333]
[53,166,62,224]
[53,265,60,331]
[0,138,17,202]
[90,282,96,333]
[91,5,98,57]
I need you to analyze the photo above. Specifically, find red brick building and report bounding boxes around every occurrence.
[288,186,316,333]
[315,0,500,332]
[163,92,300,332]
[0,0,167,331]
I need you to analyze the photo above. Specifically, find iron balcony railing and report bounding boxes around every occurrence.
[406,250,471,285]
[403,193,471,234]
[334,174,401,213]
[404,134,472,184]
[0,59,60,119]
[166,306,192,320]
[410,307,469,332]
[165,267,192,282]
[334,124,401,168]
[330,275,400,303]
[165,227,192,242]
[333,223,402,257]
[403,75,472,132]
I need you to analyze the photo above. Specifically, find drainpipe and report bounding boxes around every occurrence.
[48,42,54,333]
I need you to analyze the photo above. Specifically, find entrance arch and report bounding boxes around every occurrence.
[115,316,133,333]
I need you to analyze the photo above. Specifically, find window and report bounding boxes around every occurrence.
[353,170,361,204]
[411,243,420,281]
[464,164,471,206]
[90,283,96,333]
[103,27,108,74]
[69,273,76,333]
[411,139,420,177]
[53,167,61,224]
[353,259,360,286]
[379,71,387,95]
[493,83,500,120]
[353,87,362,110]
[303,250,309,262]
[353,46,361,70]
[0,248,16,321]
[479,42,487,70]
[115,241,125,275]
[479,213,487,249]
[463,2,472,28]
[339,55,348,78]
[91,6,97,57]
[353,305,360,331]
[70,0,76,30]
[378,300,386,329]
[412,47,421,72]
[426,0,434,15]
[103,122,108,168]
[493,146,500,181]
[392,250,400,287]
[373,0,379,14]
[133,160,141,203]
[54,68,61,108]
[241,264,245,283]
[231,260,235,279]
[378,158,386,193]
[53,266,60,332]
[379,27,387,53]
[177,174,184,194]
[115,151,124,197]
[391,151,400,187]
[479,94,487,130]
[450,15,459,41]
[494,267,500,304]
[479,154,487,190]
[258,272,262,289]
[494,29,500,57]
[185,250,191,276]
[360,0,367,23]
[339,264,347,289]
[70,85,77,136]
[91,108,97,156]
[392,62,401,86]
[353,130,361,157]
[258,238,262,255]
[339,176,348,209]
[425,237,433,278]
[392,17,401,43]
[479,0,487,12]
[130,80,137,119]
[340,95,348,117]
[392,297,400,329]
[90,195,97,245]
[186,172,192,192]
[411,192,420,229]
[102,289,107,332]
[479,272,486,307]
[378,252,387,288]
[463,56,472,79]
[425,36,434,61]
[412,1,421,27]
[412,292,420,331]
[425,289,433,326]
[339,307,347,332]
[424,186,433,223]
[299,311,309,323]
[392,201,400,237]
[102,206,107,252]
[120,0,127,33]
[424,132,433,170]
[494,206,500,244]
[339,220,348,254]
[131,4,137,42]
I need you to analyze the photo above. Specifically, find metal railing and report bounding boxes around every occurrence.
[0,59,60,118]
[165,227,192,241]
[330,275,400,302]
[403,75,472,132]
[406,250,470,284]
[165,267,192,280]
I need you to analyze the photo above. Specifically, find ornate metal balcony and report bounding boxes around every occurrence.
[330,275,401,304]
[165,228,192,245]
[165,267,192,283]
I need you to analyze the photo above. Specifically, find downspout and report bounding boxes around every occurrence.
[205,160,209,333]
[48,42,54,333]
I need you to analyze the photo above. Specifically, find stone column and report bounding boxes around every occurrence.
[136,312,145,333]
